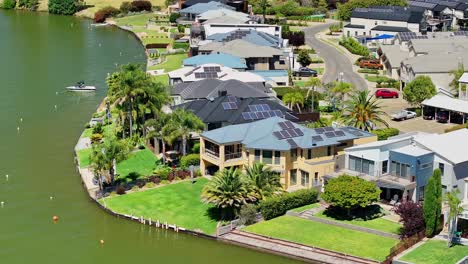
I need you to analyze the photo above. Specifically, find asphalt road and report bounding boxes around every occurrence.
[303,23,368,90]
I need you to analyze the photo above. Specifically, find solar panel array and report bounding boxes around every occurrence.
[398,32,428,41]
[273,128,304,140]
[453,31,468,36]
[227,95,237,102]
[286,139,298,148]
[242,110,284,120]
[222,102,238,110]
[195,72,218,79]
[342,127,364,136]
[312,135,323,142]
[203,66,221,72]
[221,30,249,42]
[248,104,271,112]
[278,121,294,130]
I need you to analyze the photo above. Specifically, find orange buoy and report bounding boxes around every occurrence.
[100,240,105,245]
[53,216,59,222]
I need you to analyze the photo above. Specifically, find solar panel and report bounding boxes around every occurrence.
[242,112,251,120]
[263,111,271,118]
[324,132,336,138]
[273,131,284,139]
[248,105,256,112]
[194,72,204,78]
[280,130,289,138]
[335,131,346,137]
[287,129,298,137]
[222,102,237,110]
[284,121,294,129]
[324,127,334,132]
[286,139,298,148]
[294,128,304,136]
[227,96,237,102]
[273,110,284,117]
[315,128,325,134]
[278,122,289,130]
[350,131,363,136]
[312,135,323,142]
[261,104,271,111]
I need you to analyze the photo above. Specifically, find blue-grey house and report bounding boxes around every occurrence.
[182,53,247,70]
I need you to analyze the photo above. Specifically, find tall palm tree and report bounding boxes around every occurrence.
[138,82,171,138]
[171,108,205,156]
[201,167,257,219]
[145,113,178,163]
[90,138,129,184]
[305,77,322,112]
[331,81,354,102]
[342,90,388,131]
[283,92,304,113]
[445,189,463,247]
[245,163,283,200]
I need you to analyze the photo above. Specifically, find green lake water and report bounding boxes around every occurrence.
[0,10,302,264]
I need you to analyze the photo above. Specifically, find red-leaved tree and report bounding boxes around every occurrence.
[393,201,425,238]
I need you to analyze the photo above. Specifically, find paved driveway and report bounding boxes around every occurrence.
[303,23,368,90]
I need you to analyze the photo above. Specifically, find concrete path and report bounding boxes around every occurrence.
[303,23,368,90]
[221,230,378,264]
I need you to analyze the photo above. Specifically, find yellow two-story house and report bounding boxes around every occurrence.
[200,117,377,190]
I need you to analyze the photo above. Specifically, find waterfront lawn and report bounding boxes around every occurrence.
[115,13,156,27]
[116,148,158,180]
[101,178,218,234]
[315,210,401,235]
[400,240,467,264]
[148,53,188,72]
[290,203,319,213]
[77,148,93,168]
[243,216,398,261]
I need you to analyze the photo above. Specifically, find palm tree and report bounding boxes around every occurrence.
[283,92,304,113]
[445,189,463,247]
[245,163,283,200]
[342,90,388,131]
[137,82,171,138]
[90,138,129,184]
[201,167,257,219]
[145,113,178,163]
[305,77,322,112]
[171,108,205,156]
[331,81,354,102]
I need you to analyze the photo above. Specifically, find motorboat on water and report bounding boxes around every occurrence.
[66,81,96,91]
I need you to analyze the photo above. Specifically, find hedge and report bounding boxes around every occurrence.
[445,123,468,133]
[180,154,200,169]
[2,0,17,9]
[371,128,399,140]
[94,6,119,23]
[258,189,319,220]
[358,69,379,74]
[339,37,369,56]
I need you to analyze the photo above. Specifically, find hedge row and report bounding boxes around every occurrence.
[371,128,400,140]
[339,37,369,56]
[258,189,319,220]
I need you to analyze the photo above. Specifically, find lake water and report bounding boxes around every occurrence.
[0,9,303,264]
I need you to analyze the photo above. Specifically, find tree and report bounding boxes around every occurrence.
[170,108,205,156]
[245,163,283,200]
[449,63,466,96]
[201,168,257,219]
[297,50,312,67]
[321,175,381,217]
[331,81,354,102]
[393,201,425,238]
[304,77,322,112]
[342,90,388,131]
[2,0,17,9]
[444,189,463,247]
[283,92,304,113]
[48,0,81,15]
[89,138,129,185]
[337,0,407,21]
[169,13,180,23]
[403,76,437,108]
[424,169,443,237]
[317,0,328,13]
[145,112,177,162]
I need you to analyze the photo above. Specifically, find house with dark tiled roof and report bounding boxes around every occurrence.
[199,117,377,190]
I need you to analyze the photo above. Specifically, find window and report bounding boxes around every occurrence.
[301,170,309,187]
[327,146,332,156]
[290,170,297,185]
[277,82,286,86]
[307,149,312,159]
[291,149,297,162]
[348,156,375,175]
[382,160,388,174]
[390,161,411,179]
[263,150,273,164]
[274,151,281,165]
[418,186,425,201]
[279,60,285,65]
[420,162,431,169]
[313,172,319,186]
[355,31,358,36]
[439,163,445,175]
[254,149,260,161]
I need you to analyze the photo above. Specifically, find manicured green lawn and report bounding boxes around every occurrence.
[400,240,467,264]
[290,203,319,213]
[82,128,93,138]
[115,13,156,27]
[77,148,92,168]
[152,74,169,84]
[315,211,401,234]
[101,178,218,234]
[243,216,398,261]
[116,148,158,179]
[148,53,188,72]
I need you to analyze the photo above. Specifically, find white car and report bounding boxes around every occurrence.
[391,110,417,120]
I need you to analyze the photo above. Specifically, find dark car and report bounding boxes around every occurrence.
[375,89,399,99]
[423,106,435,120]
[294,67,318,77]
[437,110,449,123]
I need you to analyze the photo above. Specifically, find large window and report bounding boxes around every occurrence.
[349,156,375,176]
[263,150,273,164]
[391,161,411,179]
[313,172,319,186]
[254,149,261,161]
[301,170,309,187]
[274,151,281,165]
[307,149,312,159]
[439,163,445,176]
[290,170,297,185]
[382,160,388,174]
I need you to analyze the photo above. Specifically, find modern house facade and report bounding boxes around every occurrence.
[200,117,376,190]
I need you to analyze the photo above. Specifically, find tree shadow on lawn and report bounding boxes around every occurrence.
[206,207,223,222]
[322,204,385,221]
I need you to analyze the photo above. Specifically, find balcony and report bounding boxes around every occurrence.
[225,152,242,161]
[204,149,220,160]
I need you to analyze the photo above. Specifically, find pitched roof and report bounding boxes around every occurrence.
[168,63,264,82]
[344,24,365,29]
[180,1,234,15]
[201,117,375,150]
[172,79,270,100]
[422,93,468,114]
[202,15,249,25]
[199,39,283,58]
[372,25,411,32]
[401,51,468,73]
[183,53,247,69]
[197,8,250,22]
[380,45,410,68]
[414,129,468,164]
[207,29,281,47]
[351,6,423,23]
[173,95,297,125]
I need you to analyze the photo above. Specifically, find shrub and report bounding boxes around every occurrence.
[119,1,132,13]
[177,24,185,33]
[358,69,379,74]
[94,6,119,23]
[167,172,175,181]
[131,185,139,192]
[339,37,369,56]
[424,169,442,237]
[145,182,156,188]
[297,49,312,67]
[18,0,38,10]
[180,154,200,169]
[2,0,16,9]
[160,180,169,185]
[191,142,200,153]
[90,133,104,144]
[371,128,399,140]
[169,12,180,23]
[393,201,425,238]
[147,176,161,184]
[84,122,91,129]
[48,0,80,15]
[153,164,171,180]
[92,123,104,134]
[116,185,126,195]
[239,204,258,226]
[130,0,152,12]
[258,189,319,220]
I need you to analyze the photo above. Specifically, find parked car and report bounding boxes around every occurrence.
[423,106,435,120]
[359,60,383,70]
[436,110,449,123]
[391,110,417,120]
[375,89,399,99]
[294,67,317,77]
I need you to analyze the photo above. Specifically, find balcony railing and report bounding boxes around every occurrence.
[204,149,219,159]
[225,152,242,161]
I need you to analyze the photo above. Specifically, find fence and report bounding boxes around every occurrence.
[216,213,263,237]
[381,231,425,264]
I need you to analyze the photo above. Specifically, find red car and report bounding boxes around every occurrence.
[375,89,399,99]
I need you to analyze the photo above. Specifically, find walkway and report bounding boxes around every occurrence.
[220,230,378,264]
[303,23,368,90]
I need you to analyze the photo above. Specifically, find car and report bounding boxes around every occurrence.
[391,110,417,120]
[294,67,317,77]
[375,89,399,99]
[436,110,449,123]
[359,60,383,70]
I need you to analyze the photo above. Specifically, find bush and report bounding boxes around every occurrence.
[191,142,200,153]
[393,201,425,238]
[258,189,319,220]
[371,128,399,140]
[94,6,119,23]
[173,42,189,50]
[92,123,104,134]
[147,176,161,184]
[239,204,258,226]
[2,0,16,9]
[18,0,38,10]
[145,182,156,188]
[90,133,104,144]
[169,12,180,23]
[130,0,152,12]
[177,24,185,33]
[153,165,171,180]
[131,185,139,192]
[119,1,132,13]
[339,37,369,56]
[116,185,126,195]
[48,0,80,15]
[180,154,200,169]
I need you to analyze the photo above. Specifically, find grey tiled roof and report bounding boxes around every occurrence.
[207,29,281,47]
[352,6,423,23]
[372,25,411,32]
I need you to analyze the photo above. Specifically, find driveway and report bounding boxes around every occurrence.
[303,23,368,90]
